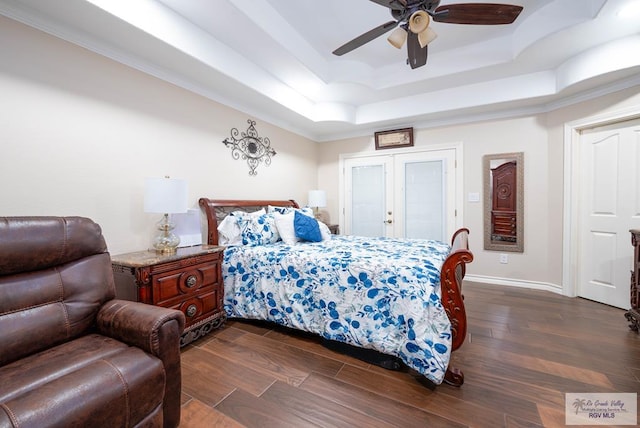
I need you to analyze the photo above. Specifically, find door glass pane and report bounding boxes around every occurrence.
[404,160,444,240]
[351,165,385,237]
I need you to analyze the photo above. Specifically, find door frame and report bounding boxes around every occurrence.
[563,105,640,297]
[338,141,464,239]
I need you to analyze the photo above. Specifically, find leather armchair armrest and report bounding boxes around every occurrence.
[97,299,185,355]
[97,299,185,428]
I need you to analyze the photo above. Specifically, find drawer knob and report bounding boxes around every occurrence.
[186,304,198,318]
[186,275,197,288]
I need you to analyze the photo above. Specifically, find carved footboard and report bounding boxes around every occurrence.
[440,228,474,386]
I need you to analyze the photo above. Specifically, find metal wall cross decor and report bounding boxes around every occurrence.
[222,119,276,176]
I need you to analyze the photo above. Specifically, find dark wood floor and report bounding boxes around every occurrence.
[178,282,640,427]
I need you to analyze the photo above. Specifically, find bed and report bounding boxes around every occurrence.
[199,198,473,386]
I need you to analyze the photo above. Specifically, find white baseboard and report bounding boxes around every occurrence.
[464,274,564,295]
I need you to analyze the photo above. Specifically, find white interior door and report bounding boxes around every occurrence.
[578,119,640,308]
[394,150,456,241]
[344,156,393,237]
[343,148,457,240]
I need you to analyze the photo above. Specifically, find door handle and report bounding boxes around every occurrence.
[384,219,393,224]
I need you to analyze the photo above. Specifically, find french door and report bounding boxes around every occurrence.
[342,147,459,241]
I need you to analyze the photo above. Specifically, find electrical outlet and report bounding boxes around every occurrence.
[499,253,508,264]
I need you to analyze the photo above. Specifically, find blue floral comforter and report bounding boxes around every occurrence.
[222,235,453,384]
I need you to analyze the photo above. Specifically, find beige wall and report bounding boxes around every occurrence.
[318,88,640,291]
[3,15,640,292]
[0,17,317,254]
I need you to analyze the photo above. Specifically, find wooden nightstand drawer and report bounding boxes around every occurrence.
[153,262,219,306]
[173,290,220,325]
[111,245,226,346]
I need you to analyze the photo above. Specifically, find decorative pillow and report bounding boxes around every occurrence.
[217,208,266,246]
[232,208,266,218]
[318,221,332,241]
[268,205,314,216]
[294,210,322,242]
[299,207,314,217]
[238,213,280,246]
[217,215,242,246]
[268,205,292,214]
[274,211,298,246]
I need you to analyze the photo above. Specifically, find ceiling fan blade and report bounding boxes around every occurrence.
[368,0,406,11]
[433,3,523,25]
[406,30,428,69]
[333,20,400,56]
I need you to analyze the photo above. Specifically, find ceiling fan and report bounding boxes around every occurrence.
[332,0,523,69]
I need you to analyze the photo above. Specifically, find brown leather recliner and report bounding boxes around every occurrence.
[0,217,185,428]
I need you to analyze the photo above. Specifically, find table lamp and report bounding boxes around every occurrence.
[308,190,326,220]
[144,176,188,254]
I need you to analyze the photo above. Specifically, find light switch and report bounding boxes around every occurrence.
[468,192,480,202]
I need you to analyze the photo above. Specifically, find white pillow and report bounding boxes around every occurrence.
[299,207,314,217]
[233,208,266,218]
[274,209,332,245]
[217,215,242,246]
[318,221,332,241]
[268,205,314,217]
[267,205,292,214]
[274,211,298,245]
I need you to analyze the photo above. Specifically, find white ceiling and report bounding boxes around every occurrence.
[2,0,639,141]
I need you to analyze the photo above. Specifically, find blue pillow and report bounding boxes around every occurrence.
[294,211,322,242]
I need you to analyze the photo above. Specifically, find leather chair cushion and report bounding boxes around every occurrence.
[0,334,165,427]
[0,253,116,367]
[0,217,107,276]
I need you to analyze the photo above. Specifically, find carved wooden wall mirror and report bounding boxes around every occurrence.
[483,152,524,252]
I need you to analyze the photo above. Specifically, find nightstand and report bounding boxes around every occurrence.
[328,224,339,234]
[111,245,225,346]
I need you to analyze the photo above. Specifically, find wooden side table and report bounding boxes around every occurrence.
[111,245,226,346]
[328,224,339,235]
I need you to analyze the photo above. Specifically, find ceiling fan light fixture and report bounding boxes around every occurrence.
[387,26,408,49]
[408,10,430,34]
[333,1,525,69]
[418,27,438,48]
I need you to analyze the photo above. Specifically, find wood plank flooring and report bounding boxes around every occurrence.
[179,282,640,427]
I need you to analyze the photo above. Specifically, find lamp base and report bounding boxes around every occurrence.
[313,207,328,224]
[153,213,180,255]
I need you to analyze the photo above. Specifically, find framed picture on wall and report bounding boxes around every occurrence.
[374,127,414,150]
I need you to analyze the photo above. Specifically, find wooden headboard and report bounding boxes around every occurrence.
[198,198,299,246]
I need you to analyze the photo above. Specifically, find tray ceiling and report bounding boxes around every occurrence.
[1,0,639,141]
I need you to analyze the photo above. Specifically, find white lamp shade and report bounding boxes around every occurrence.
[308,190,327,208]
[409,10,430,34]
[387,27,407,49]
[144,177,188,214]
[418,27,438,48]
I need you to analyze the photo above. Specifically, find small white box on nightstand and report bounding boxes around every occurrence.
[173,208,202,247]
